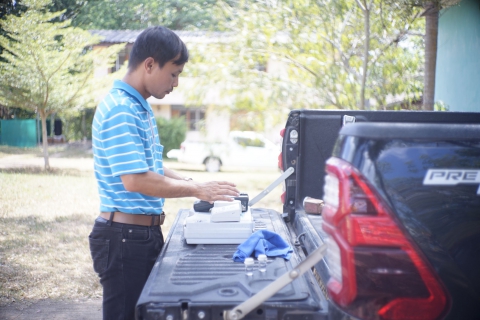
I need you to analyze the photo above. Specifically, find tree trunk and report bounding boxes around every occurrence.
[360,2,370,110]
[423,2,439,111]
[39,109,50,170]
[82,109,86,142]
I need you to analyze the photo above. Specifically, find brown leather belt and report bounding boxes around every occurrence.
[99,211,165,226]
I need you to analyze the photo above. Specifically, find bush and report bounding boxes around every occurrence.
[62,109,95,142]
[156,116,186,155]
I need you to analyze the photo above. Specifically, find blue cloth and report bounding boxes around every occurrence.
[92,80,165,214]
[233,230,293,262]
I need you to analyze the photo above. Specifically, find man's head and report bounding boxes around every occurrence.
[127,26,189,99]
[129,26,188,70]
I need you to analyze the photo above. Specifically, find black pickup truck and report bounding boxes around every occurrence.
[137,110,480,320]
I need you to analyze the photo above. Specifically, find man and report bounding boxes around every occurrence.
[89,26,239,320]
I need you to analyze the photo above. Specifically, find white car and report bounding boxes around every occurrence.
[169,131,279,172]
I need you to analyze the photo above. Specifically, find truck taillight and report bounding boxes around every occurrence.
[325,237,342,285]
[322,157,449,320]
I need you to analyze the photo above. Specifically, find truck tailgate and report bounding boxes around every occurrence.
[136,208,329,320]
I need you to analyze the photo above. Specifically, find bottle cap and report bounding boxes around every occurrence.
[244,257,254,265]
[258,254,267,261]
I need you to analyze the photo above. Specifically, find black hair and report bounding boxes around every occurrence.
[128,26,189,70]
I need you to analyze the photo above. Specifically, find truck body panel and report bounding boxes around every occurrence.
[331,123,480,319]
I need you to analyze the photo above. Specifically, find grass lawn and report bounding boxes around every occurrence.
[0,144,283,306]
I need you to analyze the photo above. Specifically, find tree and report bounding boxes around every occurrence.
[0,0,26,63]
[390,0,461,110]
[423,1,439,111]
[0,0,123,169]
[0,0,26,20]
[182,0,426,131]
[155,116,187,155]
[49,0,228,31]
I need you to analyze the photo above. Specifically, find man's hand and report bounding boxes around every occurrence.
[193,181,239,202]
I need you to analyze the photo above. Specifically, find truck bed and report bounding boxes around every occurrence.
[136,208,329,320]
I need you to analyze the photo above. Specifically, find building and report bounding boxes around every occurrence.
[435,0,480,112]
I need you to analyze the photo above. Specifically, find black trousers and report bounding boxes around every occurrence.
[89,216,164,320]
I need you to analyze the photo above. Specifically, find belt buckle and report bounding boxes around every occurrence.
[159,212,165,225]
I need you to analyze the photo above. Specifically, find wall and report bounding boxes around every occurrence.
[435,0,480,111]
[151,104,172,119]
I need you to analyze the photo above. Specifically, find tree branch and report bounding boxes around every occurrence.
[320,35,360,80]
[370,9,424,67]
[30,51,49,108]
[63,71,91,107]
[47,50,72,83]
[355,0,366,11]
[252,48,319,79]
[280,53,319,78]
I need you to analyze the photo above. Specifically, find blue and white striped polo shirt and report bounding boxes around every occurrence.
[92,80,165,215]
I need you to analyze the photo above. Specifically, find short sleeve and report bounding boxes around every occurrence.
[97,106,149,177]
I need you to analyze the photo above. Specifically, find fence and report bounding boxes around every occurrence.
[0,119,38,147]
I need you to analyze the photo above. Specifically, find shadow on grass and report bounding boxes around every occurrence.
[0,167,91,177]
[0,142,92,159]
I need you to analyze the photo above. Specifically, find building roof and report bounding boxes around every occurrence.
[90,30,142,43]
[90,30,232,44]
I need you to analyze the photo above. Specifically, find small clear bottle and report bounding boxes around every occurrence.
[244,257,254,276]
[258,254,267,272]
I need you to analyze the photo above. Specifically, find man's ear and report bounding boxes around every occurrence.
[144,57,155,73]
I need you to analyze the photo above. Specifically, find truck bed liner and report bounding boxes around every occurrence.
[136,208,329,320]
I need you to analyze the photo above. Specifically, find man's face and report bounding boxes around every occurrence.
[145,59,185,99]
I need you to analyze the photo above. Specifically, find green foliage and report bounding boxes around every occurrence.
[0,0,27,64]
[383,0,458,17]
[47,0,87,22]
[182,0,426,121]
[50,0,226,30]
[0,0,27,20]
[0,0,123,115]
[61,108,94,141]
[434,101,449,111]
[0,0,124,168]
[156,116,187,155]
[0,106,36,120]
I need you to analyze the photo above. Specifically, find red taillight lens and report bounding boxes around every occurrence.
[281,191,286,205]
[322,157,448,320]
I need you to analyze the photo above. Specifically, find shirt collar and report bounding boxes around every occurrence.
[112,80,153,114]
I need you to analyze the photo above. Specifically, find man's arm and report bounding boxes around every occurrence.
[163,167,191,181]
[120,171,238,202]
